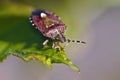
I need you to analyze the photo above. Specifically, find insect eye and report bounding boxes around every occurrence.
[40,13,47,18]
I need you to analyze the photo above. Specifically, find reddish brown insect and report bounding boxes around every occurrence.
[29,9,85,48]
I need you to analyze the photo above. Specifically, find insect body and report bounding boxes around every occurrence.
[29,9,85,48]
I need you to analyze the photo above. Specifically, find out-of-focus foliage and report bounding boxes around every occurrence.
[0,1,80,72]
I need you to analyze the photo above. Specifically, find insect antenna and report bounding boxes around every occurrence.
[66,38,86,44]
[63,38,86,48]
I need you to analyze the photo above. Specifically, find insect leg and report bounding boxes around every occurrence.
[52,42,61,50]
[43,39,49,46]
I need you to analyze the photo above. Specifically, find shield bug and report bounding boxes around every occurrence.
[29,9,85,48]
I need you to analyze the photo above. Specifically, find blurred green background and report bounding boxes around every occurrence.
[1,0,120,80]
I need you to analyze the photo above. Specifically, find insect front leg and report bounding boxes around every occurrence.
[52,41,57,48]
[52,41,62,50]
[43,39,49,46]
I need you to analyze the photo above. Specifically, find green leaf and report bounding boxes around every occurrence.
[0,4,80,72]
[9,46,80,71]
